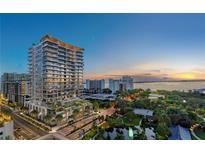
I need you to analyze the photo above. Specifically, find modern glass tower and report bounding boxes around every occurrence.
[26,35,84,116]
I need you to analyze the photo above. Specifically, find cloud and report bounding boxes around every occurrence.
[84,61,205,80]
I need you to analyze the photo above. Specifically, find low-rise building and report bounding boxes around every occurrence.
[84,94,116,101]
[148,93,165,100]
[0,113,14,140]
[133,108,153,117]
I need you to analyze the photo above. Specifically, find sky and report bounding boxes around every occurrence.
[0,14,205,80]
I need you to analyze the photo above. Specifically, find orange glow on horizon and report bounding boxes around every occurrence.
[85,72,205,80]
[176,73,196,80]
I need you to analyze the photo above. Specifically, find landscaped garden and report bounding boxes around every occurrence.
[83,88,205,140]
[194,128,205,140]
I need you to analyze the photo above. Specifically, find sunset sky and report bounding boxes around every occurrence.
[0,14,205,80]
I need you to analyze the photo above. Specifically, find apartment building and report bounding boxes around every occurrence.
[121,76,134,90]
[85,79,121,94]
[85,77,134,94]
[25,35,84,116]
[85,80,105,93]
[1,73,30,103]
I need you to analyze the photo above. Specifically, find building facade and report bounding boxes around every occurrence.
[85,77,134,94]
[85,80,105,93]
[1,73,30,103]
[121,76,134,90]
[108,79,120,93]
[0,120,14,140]
[26,35,84,116]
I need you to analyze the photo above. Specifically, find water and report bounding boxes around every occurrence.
[134,81,205,91]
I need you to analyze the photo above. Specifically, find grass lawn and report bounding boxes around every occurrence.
[123,112,141,127]
[123,116,141,127]
[194,129,205,140]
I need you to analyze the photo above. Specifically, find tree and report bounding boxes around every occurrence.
[103,88,112,94]
[156,122,170,139]
[73,109,80,120]
[22,106,29,114]
[31,110,38,119]
[1,107,12,117]
[50,118,57,126]
[99,115,104,122]
[56,114,63,123]
[16,102,23,110]
[115,133,124,140]
[85,106,91,114]
[107,133,111,140]
[93,101,99,112]
[8,102,16,109]
[44,115,52,124]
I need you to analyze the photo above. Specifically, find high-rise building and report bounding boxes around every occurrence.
[85,79,122,94]
[1,73,30,103]
[25,35,84,116]
[85,80,105,93]
[108,79,120,93]
[122,76,134,90]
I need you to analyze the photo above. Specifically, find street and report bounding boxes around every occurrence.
[99,107,116,117]
[14,114,48,140]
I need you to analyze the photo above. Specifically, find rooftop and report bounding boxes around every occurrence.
[169,125,191,140]
[41,35,84,52]
[133,108,153,116]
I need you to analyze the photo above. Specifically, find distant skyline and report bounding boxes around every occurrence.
[0,14,205,80]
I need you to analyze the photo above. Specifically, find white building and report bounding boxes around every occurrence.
[0,120,14,140]
[133,108,153,117]
[26,35,84,117]
[85,80,105,93]
[122,76,134,90]
[85,76,134,94]
[148,94,165,100]
[108,79,120,93]
[84,93,116,101]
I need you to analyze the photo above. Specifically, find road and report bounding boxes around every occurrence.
[57,114,101,139]
[14,114,48,140]
[99,107,116,117]
[1,98,48,140]
[67,118,100,140]
[58,114,98,136]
